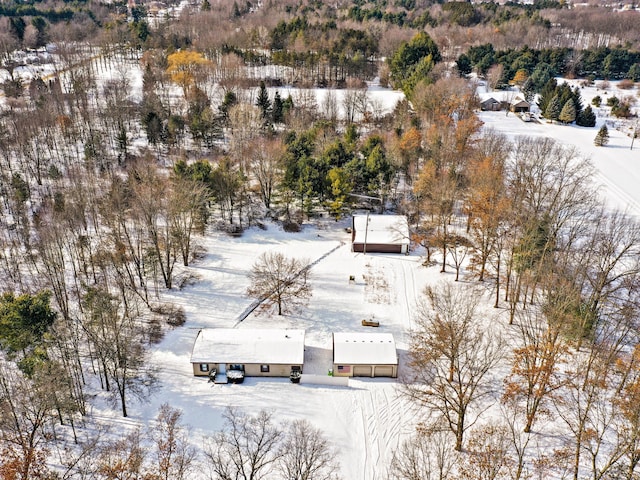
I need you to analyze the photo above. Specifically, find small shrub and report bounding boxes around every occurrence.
[618,79,635,90]
[612,102,632,118]
[147,318,164,344]
[282,220,301,232]
[190,244,206,261]
[598,80,610,90]
[607,96,620,107]
[592,95,601,107]
[217,221,244,237]
[166,306,187,327]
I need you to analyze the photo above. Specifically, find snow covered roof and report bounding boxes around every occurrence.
[352,215,409,246]
[190,328,305,365]
[333,332,398,365]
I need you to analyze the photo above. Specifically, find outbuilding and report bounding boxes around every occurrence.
[332,332,398,378]
[351,214,409,254]
[480,96,501,111]
[510,96,531,113]
[190,328,305,378]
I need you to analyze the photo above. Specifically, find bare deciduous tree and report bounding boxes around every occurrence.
[204,408,282,480]
[389,424,456,480]
[278,419,340,480]
[148,404,198,480]
[247,251,311,315]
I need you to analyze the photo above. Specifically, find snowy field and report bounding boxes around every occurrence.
[479,79,640,215]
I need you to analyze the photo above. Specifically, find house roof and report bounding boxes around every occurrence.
[190,328,305,365]
[511,97,530,106]
[352,215,409,246]
[333,332,398,365]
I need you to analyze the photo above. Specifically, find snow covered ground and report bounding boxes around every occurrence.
[479,79,640,215]
[114,220,444,479]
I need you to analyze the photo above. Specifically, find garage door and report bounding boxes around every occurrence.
[374,366,394,377]
[353,365,372,377]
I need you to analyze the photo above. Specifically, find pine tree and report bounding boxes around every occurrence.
[576,105,596,127]
[594,124,609,146]
[545,95,561,122]
[559,99,576,124]
[201,0,211,10]
[272,91,284,123]
[256,81,272,122]
[219,90,237,123]
[537,78,557,115]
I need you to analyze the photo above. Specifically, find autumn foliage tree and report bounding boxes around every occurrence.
[406,283,504,451]
[166,50,211,95]
[503,304,567,434]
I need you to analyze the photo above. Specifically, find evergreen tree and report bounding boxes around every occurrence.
[256,81,272,121]
[456,53,472,77]
[201,0,211,10]
[282,94,294,117]
[594,124,609,146]
[628,63,640,82]
[545,95,561,122]
[559,99,576,124]
[537,78,558,115]
[576,105,596,127]
[521,77,535,103]
[388,32,440,94]
[272,91,284,123]
[219,90,238,123]
[9,17,26,42]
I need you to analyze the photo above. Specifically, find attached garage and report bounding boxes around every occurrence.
[332,332,398,378]
[374,366,395,376]
[351,215,410,254]
[353,365,372,377]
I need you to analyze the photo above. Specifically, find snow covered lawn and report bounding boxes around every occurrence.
[123,219,440,479]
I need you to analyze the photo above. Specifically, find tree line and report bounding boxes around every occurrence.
[458,44,640,86]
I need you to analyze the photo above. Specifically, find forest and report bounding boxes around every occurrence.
[0,0,640,478]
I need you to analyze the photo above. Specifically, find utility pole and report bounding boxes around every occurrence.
[363,212,369,255]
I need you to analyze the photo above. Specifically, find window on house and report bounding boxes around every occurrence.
[260,364,270,373]
[199,363,209,372]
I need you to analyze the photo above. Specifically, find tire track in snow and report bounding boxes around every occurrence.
[596,170,640,217]
[356,393,373,480]
[400,258,418,332]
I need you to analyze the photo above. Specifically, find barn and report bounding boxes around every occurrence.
[351,214,409,254]
[190,328,305,378]
[332,332,398,378]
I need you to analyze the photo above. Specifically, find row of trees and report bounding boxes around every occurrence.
[0,396,340,480]
[459,44,640,87]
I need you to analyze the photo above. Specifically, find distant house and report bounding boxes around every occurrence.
[480,96,501,111]
[351,214,409,254]
[190,328,305,378]
[510,97,531,113]
[332,332,398,378]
